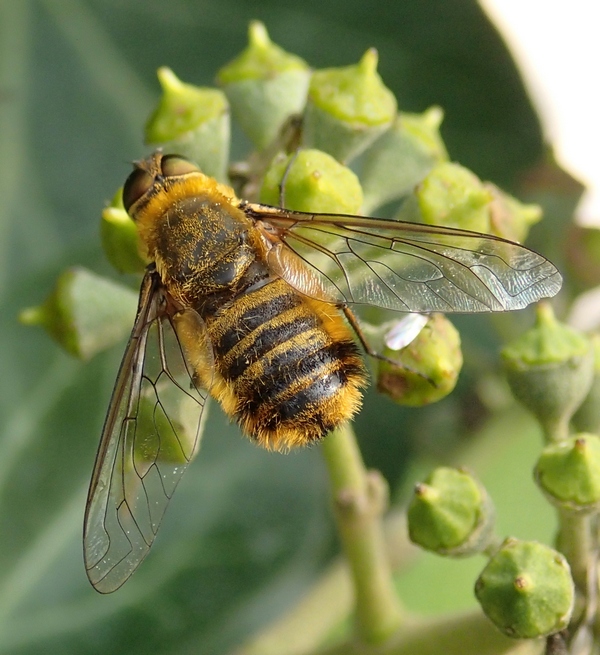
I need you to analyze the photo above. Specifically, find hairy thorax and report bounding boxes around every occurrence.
[151,196,269,308]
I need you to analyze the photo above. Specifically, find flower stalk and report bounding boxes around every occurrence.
[320,423,403,643]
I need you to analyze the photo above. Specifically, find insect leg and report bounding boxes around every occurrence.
[279,148,300,208]
[341,305,394,363]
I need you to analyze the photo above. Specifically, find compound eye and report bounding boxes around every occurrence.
[160,154,199,178]
[122,168,153,214]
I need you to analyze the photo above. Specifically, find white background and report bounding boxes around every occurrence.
[481,0,600,224]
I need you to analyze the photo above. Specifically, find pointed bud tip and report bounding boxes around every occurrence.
[414,482,438,502]
[513,575,531,592]
[19,305,45,326]
[359,48,379,73]
[248,21,270,48]
[156,66,183,92]
[423,105,444,128]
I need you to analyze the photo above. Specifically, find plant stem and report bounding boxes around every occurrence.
[542,416,570,444]
[555,510,600,655]
[557,511,593,596]
[555,507,599,649]
[320,422,403,643]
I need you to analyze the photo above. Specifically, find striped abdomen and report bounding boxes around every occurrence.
[204,278,366,450]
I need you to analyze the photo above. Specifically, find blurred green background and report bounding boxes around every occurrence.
[0,1,576,653]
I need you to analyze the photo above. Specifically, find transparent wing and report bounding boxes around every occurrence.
[83,271,210,593]
[249,204,562,312]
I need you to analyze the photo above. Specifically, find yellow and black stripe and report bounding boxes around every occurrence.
[203,278,366,450]
[125,153,368,450]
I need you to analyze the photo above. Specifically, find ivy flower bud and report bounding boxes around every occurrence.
[475,538,574,639]
[303,49,397,163]
[404,162,493,232]
[145,67,230,181]
[100,188,147,274]
[535,433,600,511]
[260,149,363,214]
[19,268,137,360]
[502,303,594,441]
[217,21,310,150]
[360,107,448,213]
[485,183,542,243]
[408,467,495,556]
[377,313,462,406]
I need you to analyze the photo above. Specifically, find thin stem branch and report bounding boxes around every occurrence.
[320,423,403,644]
[557,511,593,596]
[556,509,599,652]
[542,416,570,445]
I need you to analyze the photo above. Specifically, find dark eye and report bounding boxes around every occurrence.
[122,169,153,214]
[161,154,199,177]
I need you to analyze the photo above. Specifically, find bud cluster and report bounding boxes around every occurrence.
[23,21,545,367]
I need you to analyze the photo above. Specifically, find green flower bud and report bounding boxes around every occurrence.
[259,149,363,214]
[408,467,495,556]
[145,67,230,181]
[535,433,600,511]
[502,303,594,441]
[303,49,397,163]
[573,335,600,434]
[475,538,574,639]
[400,162,493,232]
[361,107,448,213]
[260,150,362,291]
[217,21,310,150]
[486,183,542,243]
[377,313,462,406]
[100,188,147,274]
[19,268,137,360]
